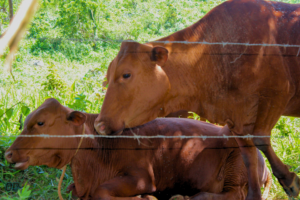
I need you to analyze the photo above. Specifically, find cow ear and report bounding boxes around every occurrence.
[150,46,168,66]
[67,111,86,126]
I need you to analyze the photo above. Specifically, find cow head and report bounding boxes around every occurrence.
[5,98,86,170]
[95,41,171,135]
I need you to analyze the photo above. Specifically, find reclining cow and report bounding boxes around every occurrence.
[5,99,272,200]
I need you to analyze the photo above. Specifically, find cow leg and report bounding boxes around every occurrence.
[232,137,261,200]
[93,169,156,200]
[233,93,300,199]
[254,135,300,197]
[249,93,300,198]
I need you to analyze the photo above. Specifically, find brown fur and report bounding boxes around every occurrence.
[5,99,271,200]
[95,0,300,199]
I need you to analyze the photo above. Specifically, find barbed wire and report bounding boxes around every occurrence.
[2,134,299,151]
[1,37,299,141]
[25,37,300,49]
[151,40,300,48]
[7,145,271,150]
[1,134,299,140]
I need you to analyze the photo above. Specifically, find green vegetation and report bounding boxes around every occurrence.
[0,0,299,199]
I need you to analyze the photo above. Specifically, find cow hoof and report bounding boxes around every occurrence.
[279,174,300,197]
[169,195,190,200]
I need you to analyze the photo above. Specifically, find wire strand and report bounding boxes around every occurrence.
[25,37,300,49]
[1,134,299,139]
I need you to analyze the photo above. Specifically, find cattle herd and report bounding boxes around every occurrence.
[4,0,300,200]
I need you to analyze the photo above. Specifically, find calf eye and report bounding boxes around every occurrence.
[37,122,44,126]
[123,73,131,79]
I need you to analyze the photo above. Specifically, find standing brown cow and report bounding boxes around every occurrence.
[5,99,271,200]
[94,0,300,199]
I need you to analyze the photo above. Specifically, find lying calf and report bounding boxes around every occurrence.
[5,98,271,200]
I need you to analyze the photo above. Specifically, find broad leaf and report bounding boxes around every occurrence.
[21,106,30,116]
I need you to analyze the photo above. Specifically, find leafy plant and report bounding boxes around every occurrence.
[42,63,66,92]
[56,0,99,39]
[67,93,91,112]
[2,183,31,200]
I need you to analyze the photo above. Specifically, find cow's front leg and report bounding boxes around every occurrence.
[252,94,300,198]
[93,168,156,200]
[254,135,300,198]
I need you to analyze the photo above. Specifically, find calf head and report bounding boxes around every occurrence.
[5,98,86,170]
[95,40,171,135]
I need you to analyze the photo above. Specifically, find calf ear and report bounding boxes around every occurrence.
[150,46,168,66]
[67,111,86,126]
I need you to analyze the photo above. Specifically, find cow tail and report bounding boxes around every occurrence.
[262,168,272,200]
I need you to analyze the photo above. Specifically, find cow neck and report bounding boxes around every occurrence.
[58,123,85,200]
[150,20,215,120]
[157,47,203,116]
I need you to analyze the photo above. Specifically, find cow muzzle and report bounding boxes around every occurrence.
[5,150,29,170]
[94,120,125,135]
[5,151,13,162]
[94,121,107,135]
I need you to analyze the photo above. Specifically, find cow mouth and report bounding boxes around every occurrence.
[96,121,125,135]
[111,124,125,135]
[14,159,29,170]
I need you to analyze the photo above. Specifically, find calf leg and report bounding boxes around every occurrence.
[92,195,157,200]
[93,168,156,200]
[170,188,245,200]
[67,182,157,200]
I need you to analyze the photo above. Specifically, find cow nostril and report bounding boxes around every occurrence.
[5,151,12,159]
[94,122,106,135]
[99,124,105,131]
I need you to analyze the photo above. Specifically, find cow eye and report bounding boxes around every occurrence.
[37,122,44,126]
[123,73,131,79]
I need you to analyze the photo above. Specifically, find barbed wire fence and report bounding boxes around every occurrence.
[1,132,300,151]
[1,133,300,139]
[1,128,300,151]
[1,37,300,142]
[24,36,300,49]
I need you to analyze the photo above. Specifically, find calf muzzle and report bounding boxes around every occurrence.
[5,151,13,162]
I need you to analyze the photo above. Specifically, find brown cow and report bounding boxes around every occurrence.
[5,99,272,200]
[94,0,300,199]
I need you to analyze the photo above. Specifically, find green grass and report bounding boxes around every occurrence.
[268,118,300,200]
[1,56,299,200]
[1,0,300,199]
